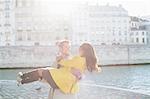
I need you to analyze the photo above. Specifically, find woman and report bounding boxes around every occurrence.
[17,43,100,94]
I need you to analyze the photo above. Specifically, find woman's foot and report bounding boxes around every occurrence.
[17,70,41,85]
[17,72,23,86]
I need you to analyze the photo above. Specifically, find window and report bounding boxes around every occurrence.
[27,36,31,41]
[125,37,127,41]
[5,12,10,18]
[5,5,10,10]
[136,32,138,36]
[146,32,148,35]
[119,39,122,42]
[136,38,139,43]
[132,23,134,27]
[5,0,11,3]
[18,37,22,41]
[113,32,115,36]
[142,38,145,43]
[17,0,23,7]
[142,32,145,36]
[4,23,11,27]
[124,32,127,35]
[119,31,121,35]
[26,0,31,7]
[131,38,134,43]
[130,32,133,36]
[118,20,121,23]
[22,0,27,7]
[55,36,60,40]
[64,27,68,31]
[34,42,40,46]
[112,20,115,23]
[6,43,10,46]
[5,32,10,41]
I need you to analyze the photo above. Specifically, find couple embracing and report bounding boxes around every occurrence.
[17,40,101,98]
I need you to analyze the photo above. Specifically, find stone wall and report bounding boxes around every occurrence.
[0,45,150,68]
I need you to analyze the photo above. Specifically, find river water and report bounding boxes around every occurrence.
[0,65,150,95]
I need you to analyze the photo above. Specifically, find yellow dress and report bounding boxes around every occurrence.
[49,56,86,94]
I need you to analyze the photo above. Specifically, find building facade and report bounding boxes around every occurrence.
[70,4,90,45]
[129,17,149,45]
[71,4,130,45]
[0,0,15,46]
[141,16,150,44]
[15,0,71,46]
[0,0,150,46]
[89,4,130,45]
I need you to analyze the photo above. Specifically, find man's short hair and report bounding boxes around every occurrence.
[56,40,70,47]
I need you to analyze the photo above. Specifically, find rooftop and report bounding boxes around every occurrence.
[88,4,128,12]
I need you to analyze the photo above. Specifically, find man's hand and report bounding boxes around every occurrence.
[71,68,82,81]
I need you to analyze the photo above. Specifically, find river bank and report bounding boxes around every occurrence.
[0,45,150,68]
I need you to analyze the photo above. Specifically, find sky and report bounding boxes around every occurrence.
[92,0,150,17]
[48,0,150,17]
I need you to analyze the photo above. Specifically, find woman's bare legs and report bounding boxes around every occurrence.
[20,69,44,84]
[18,68,58,89]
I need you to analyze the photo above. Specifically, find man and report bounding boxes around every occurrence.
[49,40,77,99]
[53,40,71,68]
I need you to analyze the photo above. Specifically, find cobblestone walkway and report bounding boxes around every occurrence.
[0,80,150,99]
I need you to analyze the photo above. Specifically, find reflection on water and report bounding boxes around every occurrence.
[83,65,150,94]
[0,69,30,80]
[0,65,150,94]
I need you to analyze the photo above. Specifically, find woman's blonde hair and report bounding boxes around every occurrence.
[80,43,98,72]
